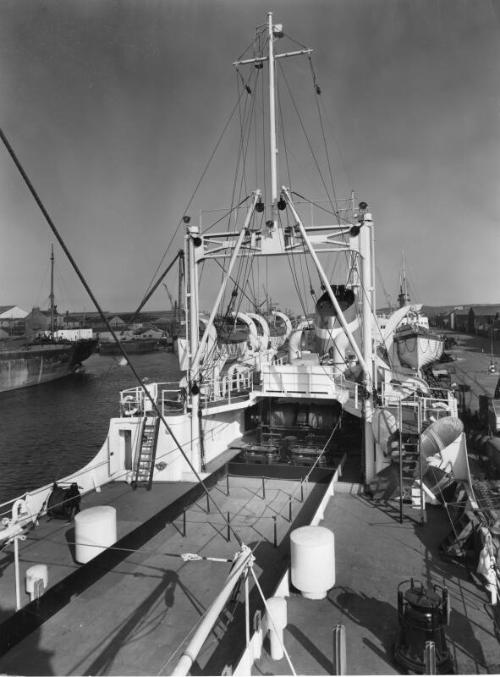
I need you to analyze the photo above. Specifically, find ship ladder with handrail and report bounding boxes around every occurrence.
[132,415,160,490]
[398,400,426,524]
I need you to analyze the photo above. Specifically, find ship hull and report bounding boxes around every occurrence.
[394,327,444,370]
[0,339,97,392]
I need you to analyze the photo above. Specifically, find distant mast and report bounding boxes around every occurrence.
[397,252,410,308]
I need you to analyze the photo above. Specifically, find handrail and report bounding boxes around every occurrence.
[172,545,254,676]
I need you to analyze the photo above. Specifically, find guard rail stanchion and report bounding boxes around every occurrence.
[273,516,278,548]
[227,512,231,542]
[332,624,346,675]
[206,493,210,513]
[262,477,266,500]
[289,497,292,523]
[14,535,21,611]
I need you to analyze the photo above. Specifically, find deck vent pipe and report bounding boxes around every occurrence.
[75,506,117,564]
[290,526,335,599]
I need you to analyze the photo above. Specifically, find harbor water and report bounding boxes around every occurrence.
[0,351,181,504]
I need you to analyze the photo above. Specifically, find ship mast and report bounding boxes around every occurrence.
[49,244,55,335]
[268,11,278,223]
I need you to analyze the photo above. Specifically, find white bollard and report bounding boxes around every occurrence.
[266,597,287,661]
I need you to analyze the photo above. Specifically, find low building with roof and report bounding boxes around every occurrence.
[441,305,500,335]
[0,305,29,336]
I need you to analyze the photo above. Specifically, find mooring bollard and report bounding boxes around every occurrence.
[266,597,287,661]
[332,624,346,675]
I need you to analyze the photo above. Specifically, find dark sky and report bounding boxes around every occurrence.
[1,0,500,313]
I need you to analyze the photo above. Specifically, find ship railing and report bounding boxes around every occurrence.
[259,364,347,399]
[380,388,457,418]
[120,382,185,417]
[199,369,254,408]
[344,379,363,411]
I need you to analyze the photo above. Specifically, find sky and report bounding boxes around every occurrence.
[1,0,500,315]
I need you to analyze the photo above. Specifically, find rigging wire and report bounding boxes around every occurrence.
[139,85,249,305]
[0,126,245,548]
[308,55,338,208]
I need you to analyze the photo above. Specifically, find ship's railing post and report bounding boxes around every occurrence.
[14,534,21,611]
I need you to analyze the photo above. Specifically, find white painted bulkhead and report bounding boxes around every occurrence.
[106,405,247,483]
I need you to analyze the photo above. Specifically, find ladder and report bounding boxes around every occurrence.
[398,401,425,523]
[133,415,160,490]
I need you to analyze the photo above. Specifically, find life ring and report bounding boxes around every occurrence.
[122,395,139,416]
[12,498,28,521]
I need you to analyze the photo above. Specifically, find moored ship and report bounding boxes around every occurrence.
[0,248,97,393]
[0,336,97,392]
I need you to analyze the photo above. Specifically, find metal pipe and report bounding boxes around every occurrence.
[332,624,346,674]
[172,546,253,676]
[14,535,21,611]
[268,12,278,208]
[282,187,369,377]
[360,220,375,482]
[190,192,260,377]
[424,640,436,674]
[244,571,250,666]
[130,250,182,321]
